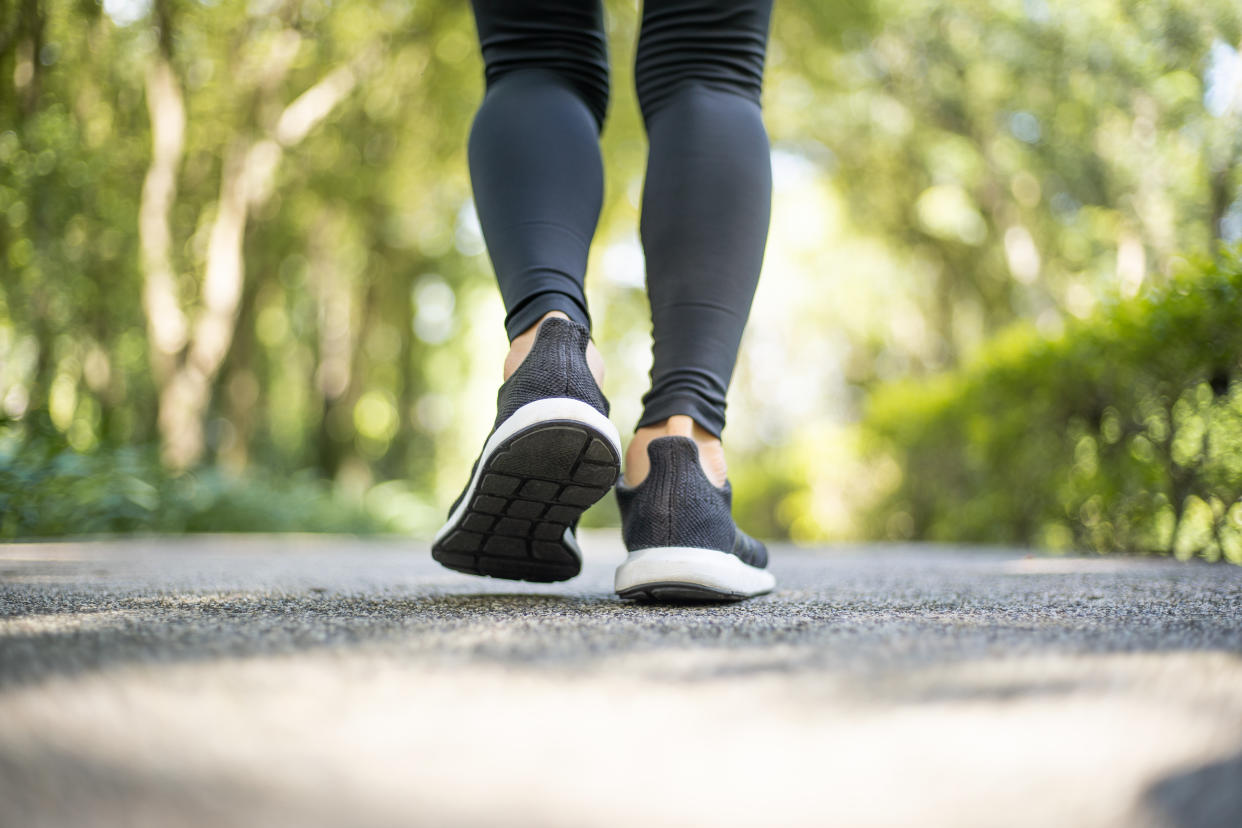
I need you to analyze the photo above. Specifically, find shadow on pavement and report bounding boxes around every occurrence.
[1138,748,1242,828]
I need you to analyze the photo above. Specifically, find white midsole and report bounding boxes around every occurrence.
[433,398,622,545]
[614,546,776,596]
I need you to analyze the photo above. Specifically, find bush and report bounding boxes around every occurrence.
[861,247,1242,562]
[0,412,398,538]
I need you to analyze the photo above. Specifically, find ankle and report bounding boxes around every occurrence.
[624,415,728,488]
[504,311,605,386]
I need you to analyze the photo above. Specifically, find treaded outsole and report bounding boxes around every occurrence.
[432,421,619,583]
[617,582,751,603]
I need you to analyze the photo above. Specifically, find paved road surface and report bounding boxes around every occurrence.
[2,535,1241,827]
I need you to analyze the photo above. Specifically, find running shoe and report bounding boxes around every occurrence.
[432,317,621,583]
[614,435,775,601]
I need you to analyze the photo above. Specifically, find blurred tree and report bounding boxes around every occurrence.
[137,0,381,468]
[1,0,1239,548]
[769,0,1242,375]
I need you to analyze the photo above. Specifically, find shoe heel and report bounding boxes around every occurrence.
[616,437,734,554]
[499,318,608,420]
[614,437,773,601]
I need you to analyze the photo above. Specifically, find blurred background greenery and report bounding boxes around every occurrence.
[1,0,1240,560]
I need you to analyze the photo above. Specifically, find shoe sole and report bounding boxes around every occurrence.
[432,398,621,583]
[614,546,775,602]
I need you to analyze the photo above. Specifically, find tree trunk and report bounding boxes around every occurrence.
[12,0,43,116]
[157,140,254,468]
[139,52,188,386]
[311,210,356,479]
[140,34,373,469]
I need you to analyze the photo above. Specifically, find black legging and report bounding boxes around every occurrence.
[467,0,773,437]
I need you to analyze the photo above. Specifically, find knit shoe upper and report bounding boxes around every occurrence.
[615,436,768,569]
[449,317,611,518]
[492,317,609,430]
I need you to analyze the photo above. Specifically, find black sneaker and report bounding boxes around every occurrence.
[614,436,775,601]
[431,317,621,583]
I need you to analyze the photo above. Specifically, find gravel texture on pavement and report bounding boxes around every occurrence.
[1,534,1240,828]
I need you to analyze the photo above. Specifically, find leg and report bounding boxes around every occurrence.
[625,0,775,486]
[433,2,621,583]
[468,0,609,346]
[611,0,776,602]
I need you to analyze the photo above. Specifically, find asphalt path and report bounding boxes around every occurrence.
[2,535,1240,827]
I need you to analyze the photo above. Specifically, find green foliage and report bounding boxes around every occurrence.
[861,246,1242,561]
[1,1,1240,541]
[771,0,1242,372]
[0,411,392,537]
